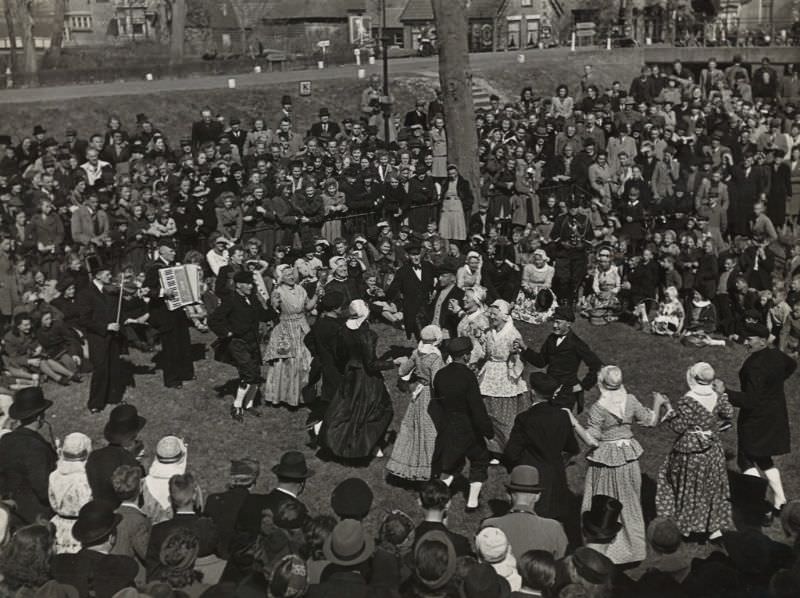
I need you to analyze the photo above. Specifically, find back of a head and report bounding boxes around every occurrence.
[419,479,450,511]
[112,464,142,503]
[301,514,336,560]
[414,535,452,589]
[518,549,557,593]
[168,472,197,509]
[274,499,308,532]
[379,511,415,552]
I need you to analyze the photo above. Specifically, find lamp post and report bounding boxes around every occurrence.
[381,0,390,145]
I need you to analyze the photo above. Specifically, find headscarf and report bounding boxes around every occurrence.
[491,299,512,321]
[532,248,550,263]
[346,299,369,330]
[418,324,443,355]
[463,251,483,287]
[464,285,488,309]
[685,362,718,412]
[596,365,628,420]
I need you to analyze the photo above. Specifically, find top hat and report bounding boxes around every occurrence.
[319,107,330,117]
[281,95,292,105]
[103,404,147,444]
[553,305,575,323]
[529,372,560,398]
[331,478,374,520]
[572,546,616,584]
[743,322,770,339]
[460,562,511,598]
[8,387,52,421]
[323,519,375,566]
[72,500,122,545]
[33,125,46,136]
[505,465,542,493]
[445,336,472,358]
[271,451,312,480]
[582,495,623,543]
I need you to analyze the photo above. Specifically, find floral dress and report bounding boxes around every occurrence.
[655,393,735,536]
[386,348,443,480]
[583,395,657,564]
[580,265,622,324]
[457,309,490,368]
[514,264,557,325]
[49,461,92,554]
[479,319,528,452]
[263,284,312,407]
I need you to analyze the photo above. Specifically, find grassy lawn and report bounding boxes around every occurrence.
[41,317,800,543]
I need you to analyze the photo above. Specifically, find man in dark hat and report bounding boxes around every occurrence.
[79,264,126,412]
[309,107,340,140]
[483,465,568,559]
[86,404,146,505]
[209,270,277,421]
[516,305,602,412]
[204,458,260,560]
[550,196,594,305]
[504,373,580,522]
[0,387,56,523]
[427,263,464,338]
[302,289,345,430]
[714,322,797,514]
[388,244,435,340]
[274,95,294,132]
[143,241,194,389]
[234,451,311,534]
[52,500,138,597]
[431,337,494,512]
[191,107,223,150]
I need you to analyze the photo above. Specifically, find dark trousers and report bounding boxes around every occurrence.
[159,324,194,386]
[87,334,125,410]
[432,426,490,483]
[552,388,584,413]
[554,249,588,305]
[229,338,262,385]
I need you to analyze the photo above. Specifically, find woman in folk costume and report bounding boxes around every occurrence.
[655,362,734,540]
[142,435,188,524]
[48,432,92,554]
[320,300,394,459]
[262,264,315,407]
[457,251,483,290]
[451,285,491,368]
[568,366,668,564]
[514,248,557,325]
[386,324,444,481]
[479,299,528,453]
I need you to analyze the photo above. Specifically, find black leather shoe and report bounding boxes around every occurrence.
[465,503,480,513]
[246,407,262,418]
[231,407,244,422]
[166,382,183,389]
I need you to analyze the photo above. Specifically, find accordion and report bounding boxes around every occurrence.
[159,264,203,311]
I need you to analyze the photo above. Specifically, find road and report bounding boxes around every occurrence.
[0,46,641,105]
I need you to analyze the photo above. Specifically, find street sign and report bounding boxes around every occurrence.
[317,40,331,48]
[299,81,312,96]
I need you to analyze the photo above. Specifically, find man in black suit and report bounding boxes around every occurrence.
[204,459,260,561]
[505,373,580,521]
[228,117,247,156]
[427,264,464,338]
[214,244,246,299]
[85,404,146,505]
[79,263,126,412]
[404,99,430,130]
[469,202,493,236]
[209,270,277,421]
[145,473,219,577]
[308,107,340,141]
[191,107,223,150]
[144,241,194,389]
[388,244,434,340]
[431,337,494,512]
[303,290,345,428]
[0,387,56,523]
[515,306,602,413]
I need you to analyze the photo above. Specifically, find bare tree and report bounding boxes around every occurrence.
[49,0,67,61]
[431,0,481,213]
[7,0,37,82]
[2,0,18,75]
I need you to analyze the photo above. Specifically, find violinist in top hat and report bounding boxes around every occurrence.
[0,387,56,523]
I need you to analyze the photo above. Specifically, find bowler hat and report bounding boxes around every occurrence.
[553,305,575,322]
[446,336,472,358]
[323,519,375,566]
[8,387,52,421]
[72,500,122,545]
[572,546,615,584]
[505,465,542,493]
[528,372,560,398]
[271,451,312,480]
[582,494,623,543]
[331,478,374,520]
[233,271,254,284]
[103,404,147,444]
[460,562,511,598]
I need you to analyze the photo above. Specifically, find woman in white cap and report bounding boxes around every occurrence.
[386,324,444,481]
[566,365,668,564]
[479,299,528,453]
[514,247,557,325]
[450,285,491,367]
[142,436,188,524]
[475,526,522,591]
[457,251,483,290]
[655,362,734,540]
[320,299,394,459]
[263,264,316,407]
[48,432,93,554]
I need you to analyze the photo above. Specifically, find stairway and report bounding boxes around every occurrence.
[472,79,492,111]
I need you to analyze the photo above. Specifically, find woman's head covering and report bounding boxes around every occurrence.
[532,248,550,263]
[275,264,294,284]
[329,256,346,271]
[465,285,487,308]
[686,362,716,398]
[146,436,188,510]
[490,299,512,320]
[55,432,92,477]
[420,325,443,345]
[346,299,370,330]
[597,365,628,419]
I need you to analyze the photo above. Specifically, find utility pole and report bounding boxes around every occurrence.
[381,0,390,145]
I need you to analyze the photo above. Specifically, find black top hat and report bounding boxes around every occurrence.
[319,107,330,117]
[8,387,52,421]
[528,372,560,398]
[72,500,122,545]
[436,263,457,276]
[319,290,344,312]
[572,546,616,584]
[552,305,575,323]
[728,472,772,514]
[406,244,422,255]
[33,125,46,136]
[582,494,623,543]
[505,465,542,493]
[460,563,511,598]
[445,336,473,358]
[331,478,374,520]
[103,404,147,444]
[271,451,312,480]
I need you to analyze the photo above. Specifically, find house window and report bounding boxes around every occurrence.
[132,22,144,34]
[69,15,93,31]
[525,19,540,47]
[221,33,232,49]
[507,18,521,49]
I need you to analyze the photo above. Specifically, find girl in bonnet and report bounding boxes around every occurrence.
[48,432,93,554]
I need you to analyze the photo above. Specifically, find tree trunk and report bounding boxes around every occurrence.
[2,0,18,76]
[431,0,481,214]
[8,0,37,84]
[49,0,67,60]
[169,0,186,66]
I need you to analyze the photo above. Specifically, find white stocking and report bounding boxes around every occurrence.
[743,467,762,478]
[441,474,454,487]
[764,468,787,509]
[233,385,247,409]
[467,482,483,508]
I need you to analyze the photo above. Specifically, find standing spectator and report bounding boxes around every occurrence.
[48,432,93,554]
[752,57,780,101]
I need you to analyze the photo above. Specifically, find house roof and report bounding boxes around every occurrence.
[400,0,498,23]
[262,0,366,22]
